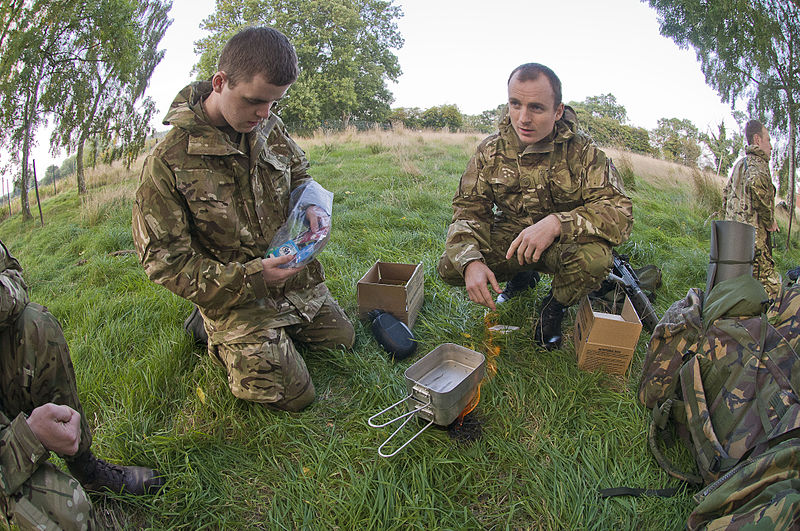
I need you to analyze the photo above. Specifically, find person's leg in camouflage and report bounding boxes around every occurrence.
[1,462,98,531]
[754,229,781,301]
[284,294,354,351]
[2,303,164,498]
[438,221,612,349]
[212,295,353,412]
[214,327,316,412]
[534,238,612,349]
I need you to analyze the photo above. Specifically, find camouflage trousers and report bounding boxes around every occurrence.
[208,294,354,412]
[438,220,613,306]
[0,303,99,530]
[755,229,781,301]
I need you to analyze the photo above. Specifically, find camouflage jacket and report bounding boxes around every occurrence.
[0,241,49,496]
[133,83,329,340]
[444,106,633,274]
[722,145,775,233]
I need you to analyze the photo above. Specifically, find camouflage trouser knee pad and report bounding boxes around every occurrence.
[2,462,97,531]
[216,328,315,412]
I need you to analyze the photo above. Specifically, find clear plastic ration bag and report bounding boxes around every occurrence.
[265,181,334,268]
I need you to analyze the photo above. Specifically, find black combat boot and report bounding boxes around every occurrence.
[534,292,567,350]
[67,450,165,495]
[496,270,541,305]
[183,305,208,347]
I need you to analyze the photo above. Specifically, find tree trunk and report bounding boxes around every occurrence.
[76,139,87,195]
[788,113,797,248]
[19,93,34,221]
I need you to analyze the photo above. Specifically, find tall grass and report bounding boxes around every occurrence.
[2,129,800,529]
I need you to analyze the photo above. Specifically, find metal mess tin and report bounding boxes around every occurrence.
[368,343,486,457]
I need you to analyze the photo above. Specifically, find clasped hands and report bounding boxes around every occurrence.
[464,214,561,310]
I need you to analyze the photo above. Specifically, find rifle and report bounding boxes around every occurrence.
[606,253,660,331]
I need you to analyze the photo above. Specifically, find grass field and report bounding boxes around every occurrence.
[2,128,800,530]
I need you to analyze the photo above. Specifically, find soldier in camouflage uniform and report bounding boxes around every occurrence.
[0,240,162,530]
[438,63,633,349]
[722,119,781,301]
[132,27,354,412]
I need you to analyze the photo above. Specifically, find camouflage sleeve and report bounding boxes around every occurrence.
[0,412,49,495]
[721,177,731,215]
[132,155,269,312]
[444,148,496,275]
[286,130,313,193]
[552,143,633,246]
[750,164,775,228]
[0,240,29,328]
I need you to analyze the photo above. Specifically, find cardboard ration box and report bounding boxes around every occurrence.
[573,294,643,376]
[357,261,424,329]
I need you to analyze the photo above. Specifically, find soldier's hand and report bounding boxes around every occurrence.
[27,403,81,456]
[464,261,502,311]
[506,215,561,265]
[261,254,303,285]
[770,222,780,232]
[306,205,329,233]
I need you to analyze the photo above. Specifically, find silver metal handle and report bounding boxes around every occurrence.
[376,414,434,458]
[368,387,434,457]
[367,393,430,428]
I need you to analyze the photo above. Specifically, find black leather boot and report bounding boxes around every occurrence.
[534,292,567,350]
[496,270,541,304]
[67,450,165,495]
[183,306,208,347]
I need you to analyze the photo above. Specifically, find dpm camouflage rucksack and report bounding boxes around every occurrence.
[639,275,800,530]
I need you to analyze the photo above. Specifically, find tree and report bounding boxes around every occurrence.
[388,107,423,129]
[651,117,702,166]
[41,164,60,187]
[582,93,628,123]
[0,0,90,219]
[700,121,742,175]
[644,0,800,240]
[195,0,404,130]
[47,0,170,195]
[570,96,656,154]
[466,104,506,133]
[421,104,463,132]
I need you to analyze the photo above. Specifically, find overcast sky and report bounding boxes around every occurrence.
[28,0,740,173]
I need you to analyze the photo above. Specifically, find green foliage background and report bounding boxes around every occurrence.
[2,132,800,529]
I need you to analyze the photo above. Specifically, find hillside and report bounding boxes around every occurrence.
[2,129,799,529]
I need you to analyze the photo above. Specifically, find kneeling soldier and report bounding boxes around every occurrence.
[0,241,163,530]
[438,63,633,349]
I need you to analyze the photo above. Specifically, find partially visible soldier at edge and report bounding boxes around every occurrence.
[0,240,163,530]
[132,27,354,412]
[722,119,781,301]
[437,63,633,350]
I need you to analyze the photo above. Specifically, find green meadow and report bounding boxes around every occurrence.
[3,128,799,530]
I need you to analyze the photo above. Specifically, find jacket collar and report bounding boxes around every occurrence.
[497,105,579,155]
[163,81,278,157]
[745,144,770,163]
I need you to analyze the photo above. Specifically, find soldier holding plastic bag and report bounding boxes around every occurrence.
[132,27,353,412]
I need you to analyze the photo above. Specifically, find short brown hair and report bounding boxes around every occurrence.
[745,119,765,145]
[218,26,299,87]
[507,63,562,106]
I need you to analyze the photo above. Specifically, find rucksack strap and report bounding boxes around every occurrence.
[598,486,681,498]
[648,401,703,485]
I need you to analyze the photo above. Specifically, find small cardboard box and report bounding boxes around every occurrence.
[573,294,643,375]
[357,261,424,328]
